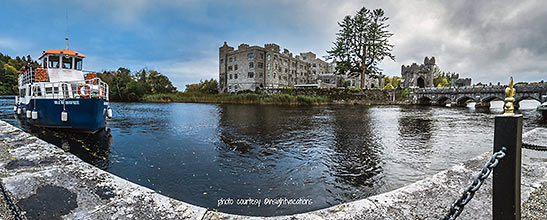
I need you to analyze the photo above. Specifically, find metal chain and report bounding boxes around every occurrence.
[442,147,506,220]
[0,181,25,220]
[522,143,547,151]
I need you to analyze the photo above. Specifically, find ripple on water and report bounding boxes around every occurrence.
[0,98,545,216]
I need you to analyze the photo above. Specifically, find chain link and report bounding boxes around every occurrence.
[442,147,506,220]
[522,143,547,151]
[0,181,25,220]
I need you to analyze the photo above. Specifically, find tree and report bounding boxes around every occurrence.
[433,68,452,88]
[97,68,177,101]
[327,7,395,89]
[185,79,218,94]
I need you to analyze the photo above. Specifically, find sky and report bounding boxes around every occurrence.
[0,0,545,90]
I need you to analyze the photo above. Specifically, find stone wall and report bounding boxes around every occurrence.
[258,88,398,104]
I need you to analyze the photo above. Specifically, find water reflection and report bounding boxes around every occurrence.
[398,106,434,146]
[16,119,113,169]
[330,107,382,195]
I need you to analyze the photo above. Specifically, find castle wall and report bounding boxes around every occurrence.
[220,42,322,92]
[401,57,436,89]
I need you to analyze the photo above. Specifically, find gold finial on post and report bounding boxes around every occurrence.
[504,76,516,116]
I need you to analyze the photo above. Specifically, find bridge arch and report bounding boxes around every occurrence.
[418,96,432,105]
[481,96,504,103]
[436,96,451,106]
[515,95,541,104]
[456,96,478,105]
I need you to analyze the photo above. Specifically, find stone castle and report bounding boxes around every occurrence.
[219,42,330,93]
[450,73,472,87]
[401,57,472,88]
[401,57,436,88]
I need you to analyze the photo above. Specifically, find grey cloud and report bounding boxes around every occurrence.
[66,1,547,85]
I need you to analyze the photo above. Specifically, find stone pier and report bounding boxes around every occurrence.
[0,120,546,219]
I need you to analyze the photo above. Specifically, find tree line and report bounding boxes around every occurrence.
[0,52,178,101]
[0,53,38,95]
[97,68,177,101]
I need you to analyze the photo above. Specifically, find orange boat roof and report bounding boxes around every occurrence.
[39,49,86,59]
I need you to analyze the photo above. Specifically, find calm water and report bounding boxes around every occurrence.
[0,96,545,216]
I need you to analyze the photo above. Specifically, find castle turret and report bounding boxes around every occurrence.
[219,42,234,93]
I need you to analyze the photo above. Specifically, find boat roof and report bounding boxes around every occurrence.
[39,49,86,59]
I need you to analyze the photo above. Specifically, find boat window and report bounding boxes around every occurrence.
[61,84,70,98]
[49,56,60,68]
[45,86,53,95]
[33,85,42,97]
[75,58,83,70]
[62,56,73,69]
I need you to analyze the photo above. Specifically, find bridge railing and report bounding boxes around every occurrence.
[412,83,546,94]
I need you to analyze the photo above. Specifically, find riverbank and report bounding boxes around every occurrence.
[141,88,410,105]
[0,120,545,219]
[142,93,331,105]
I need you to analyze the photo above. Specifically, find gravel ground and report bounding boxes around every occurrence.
[0,142,16,220]
[522,181,547,220]
[0,193,15,220]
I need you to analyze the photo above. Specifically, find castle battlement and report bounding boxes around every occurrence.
[401,56,436,88]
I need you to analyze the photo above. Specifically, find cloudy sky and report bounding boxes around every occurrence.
[0,0,545,89]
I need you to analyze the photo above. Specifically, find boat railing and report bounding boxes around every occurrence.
[20,67,109,101]
[29,78,109,101]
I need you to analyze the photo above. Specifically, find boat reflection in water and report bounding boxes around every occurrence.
[17,119,113,169]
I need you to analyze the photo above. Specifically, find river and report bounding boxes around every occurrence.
[0,96,545,216]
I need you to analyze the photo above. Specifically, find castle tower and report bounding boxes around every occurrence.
[219,42,234,93]
[401,56,436,88]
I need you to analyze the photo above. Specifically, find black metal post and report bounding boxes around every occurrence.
[492,114,522,220]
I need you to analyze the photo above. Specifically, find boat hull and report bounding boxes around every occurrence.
[18,98,108,133]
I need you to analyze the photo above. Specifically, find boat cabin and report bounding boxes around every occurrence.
[17,49,108,103]
[37,49,86,82]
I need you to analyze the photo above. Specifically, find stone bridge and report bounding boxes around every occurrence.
[409,84,547,109]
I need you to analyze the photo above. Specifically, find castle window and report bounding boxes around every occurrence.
[248,72,254,78]
[312,63,316,67]
[228,66,233,71]
[234,64,238,70]
[267,55,271,61]
[248,53,254,59]
[267,63,271,70]
[234,56,237,61]
[229,74,233,79]
[284,68,287,73]
[267,74,270,79]
[258,62,263,68]
[220,59,224,64]
[260,54,263,59]
[234,74,238,79]
[274,55,278,60]
[259,73,263,77]
[249,62,254,68]
[229,57,233,62]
